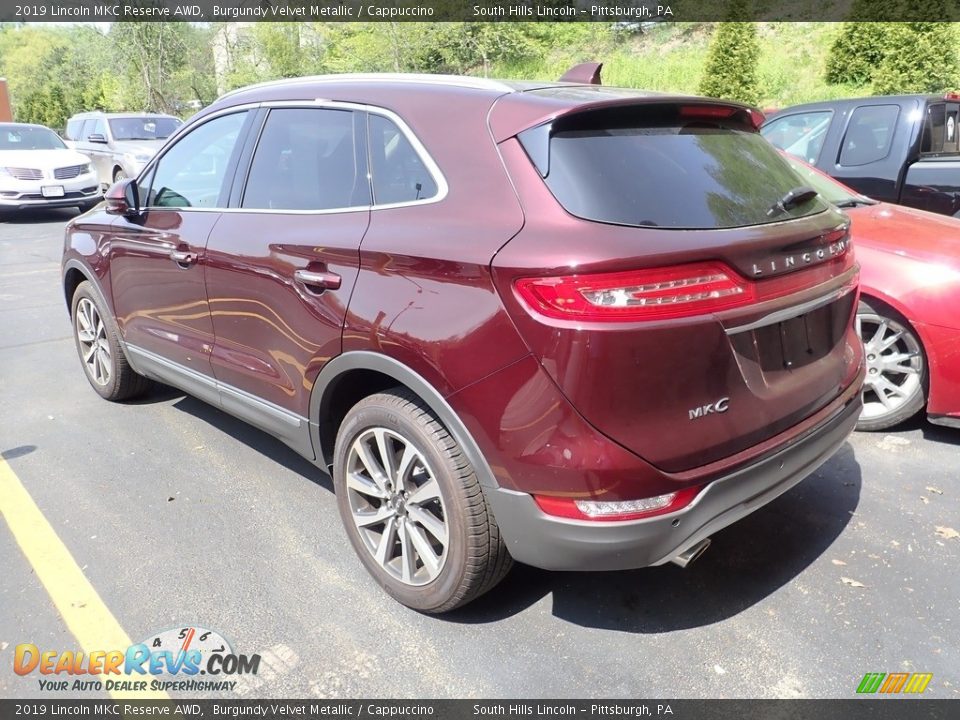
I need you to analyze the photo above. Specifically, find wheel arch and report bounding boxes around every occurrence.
[62,259,108,319]
[858,290,930,368]
[310,352,500,489]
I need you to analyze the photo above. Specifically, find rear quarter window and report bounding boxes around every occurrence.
[527,108,829,230]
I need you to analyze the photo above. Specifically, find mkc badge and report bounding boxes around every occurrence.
[689,397,730,420]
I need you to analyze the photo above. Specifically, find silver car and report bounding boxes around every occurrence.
[0,123,101,216]
[65,112,182,187]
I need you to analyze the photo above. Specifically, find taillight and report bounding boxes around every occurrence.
[515,261,755,322]
[515,234,853,324]
[535,486,703,522]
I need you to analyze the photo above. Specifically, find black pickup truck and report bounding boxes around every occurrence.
[762,94,960,217]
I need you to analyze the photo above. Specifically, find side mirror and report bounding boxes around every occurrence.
[105,178,141,217]
[87,133,107,144]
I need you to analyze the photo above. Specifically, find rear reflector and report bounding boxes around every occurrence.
[535,486,703,522]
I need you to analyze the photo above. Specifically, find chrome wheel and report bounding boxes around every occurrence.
[75,297,112,386]
[345,427,448,586]
[856,311,923,422]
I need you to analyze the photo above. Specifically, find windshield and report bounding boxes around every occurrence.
[0,126,67,150]
[530,108,830,229]
[108,116,181,141]
[782,154,873,206]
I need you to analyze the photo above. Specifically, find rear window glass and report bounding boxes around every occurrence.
[528,109,829,229]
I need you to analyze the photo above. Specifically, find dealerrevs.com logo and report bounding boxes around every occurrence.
[14,626,259,693]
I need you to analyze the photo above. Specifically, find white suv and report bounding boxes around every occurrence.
[65,111,182,187]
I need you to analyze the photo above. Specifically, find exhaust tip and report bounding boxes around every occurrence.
[670,538,711,568]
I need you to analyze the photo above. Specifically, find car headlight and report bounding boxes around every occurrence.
[0,167,11,177]
[80,163,93,175]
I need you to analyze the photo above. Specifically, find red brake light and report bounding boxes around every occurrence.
[515,230,853,324]
[515,261,755,322]
[535,486,703,522]
[945,91,960,100]
[678,104,738,119]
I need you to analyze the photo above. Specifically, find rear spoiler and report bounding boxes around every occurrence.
[559,62,603,85]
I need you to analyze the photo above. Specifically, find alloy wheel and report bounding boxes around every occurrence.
[856,311,923,422]
[75,297,112,386]
[345,427,448,586]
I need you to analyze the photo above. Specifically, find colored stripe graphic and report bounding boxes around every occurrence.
[903,673,933,694]
[880,672,910,693]
[857,672,933,694]
[857,673,886,693]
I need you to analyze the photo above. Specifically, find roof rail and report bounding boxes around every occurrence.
[218,73,518,101]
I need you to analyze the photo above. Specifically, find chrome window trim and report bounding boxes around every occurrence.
[137,99,448,216]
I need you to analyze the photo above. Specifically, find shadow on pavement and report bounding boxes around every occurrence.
[167,391,334,494]
[449,443,862,632]
[0,208,80,224]
[1,444,38,460]
[131,380,862,632]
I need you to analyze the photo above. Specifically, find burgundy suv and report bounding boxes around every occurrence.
[62,71,864,612]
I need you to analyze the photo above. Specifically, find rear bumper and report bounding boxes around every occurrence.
[487,392,861,571]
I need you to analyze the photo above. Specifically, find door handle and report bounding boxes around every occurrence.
[294,268,342,291]
[170,249,198,267]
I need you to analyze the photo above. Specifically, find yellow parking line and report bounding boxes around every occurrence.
[0,456,168,699]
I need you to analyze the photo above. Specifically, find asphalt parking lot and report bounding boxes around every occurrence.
[0,210,957,699]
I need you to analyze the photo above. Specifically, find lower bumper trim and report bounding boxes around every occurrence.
[487,395,861,572]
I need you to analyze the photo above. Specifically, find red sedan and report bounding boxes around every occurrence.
[786,154,960,431]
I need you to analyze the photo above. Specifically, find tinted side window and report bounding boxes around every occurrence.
[761,111,832,164]
[369,114,438,205]
[242,108,367,211]
[145,111,247,209]
[839,105,899,167]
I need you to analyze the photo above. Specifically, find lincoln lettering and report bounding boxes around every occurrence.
[752,238,849,276]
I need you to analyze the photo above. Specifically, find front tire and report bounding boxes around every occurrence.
[855,299,926,431]
[333,388,512,613]
[113,167,127,184]
[71,281,151,401]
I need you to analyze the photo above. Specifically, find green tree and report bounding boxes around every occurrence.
[873,21,960,93]
[698,2,761,105]
[824,20,890,86]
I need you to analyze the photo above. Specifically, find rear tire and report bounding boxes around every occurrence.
[855,298,927,431]
[333,388,512,613]
[71,281,151,401]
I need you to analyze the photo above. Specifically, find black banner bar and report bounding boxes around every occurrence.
[0,700,956,720]
[4,1,960,23]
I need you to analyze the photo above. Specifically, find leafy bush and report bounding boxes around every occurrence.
[698,19,761,104]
